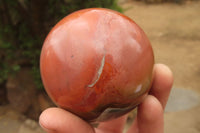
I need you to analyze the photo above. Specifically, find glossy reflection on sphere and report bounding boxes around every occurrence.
[40,8,154,122]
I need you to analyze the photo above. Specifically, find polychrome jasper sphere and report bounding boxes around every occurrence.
[40,8,154,122]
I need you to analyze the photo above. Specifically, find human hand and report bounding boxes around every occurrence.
[39,64,173,133]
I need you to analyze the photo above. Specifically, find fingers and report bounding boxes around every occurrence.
[150,64,173,108]
[137,95,164,133]
[96,115,128,133]
[127,96,164,133]
[39,107,95,133]
[127,64,173,133]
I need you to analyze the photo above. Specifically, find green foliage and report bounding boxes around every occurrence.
[84,0,123,12]
[0,0,122,88]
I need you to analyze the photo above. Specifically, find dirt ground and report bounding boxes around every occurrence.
[122,1,200,133]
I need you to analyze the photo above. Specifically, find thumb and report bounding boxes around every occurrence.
[39,107,95,133]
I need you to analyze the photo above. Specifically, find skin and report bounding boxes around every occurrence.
[39,64,173,133]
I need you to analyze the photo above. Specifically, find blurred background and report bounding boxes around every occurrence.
[0,0,199,133]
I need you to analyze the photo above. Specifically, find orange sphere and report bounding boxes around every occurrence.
[40,8,154,122]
